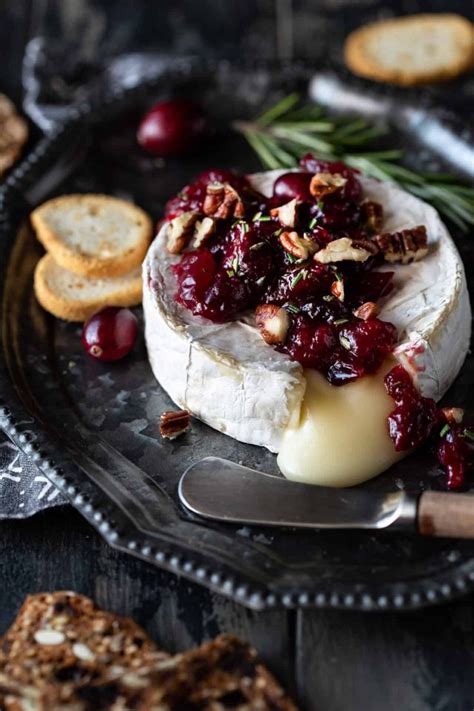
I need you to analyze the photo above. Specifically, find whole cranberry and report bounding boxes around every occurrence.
[137,100,207,156]
[82,307,138,361]
[273,172,312,202]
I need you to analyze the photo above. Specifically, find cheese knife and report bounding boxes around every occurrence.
[178,457,474,539]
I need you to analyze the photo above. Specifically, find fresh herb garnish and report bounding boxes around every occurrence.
[316,200,324,212]
[226,269,235,278]
[339,335,351,350]
[233,93,474,232]
[286,303,300,314]
[322,294,334,302]
[253,211,262,221]
[334,318,349,326]
[256,276,266,286]
[440,423,450,438]
[286,254,297,263]
[462,428,474,442]
[290,269,307,288]
[273,228,283,237]
[231,256,240,274]
[250,241,266,251]
[309,216,318,229]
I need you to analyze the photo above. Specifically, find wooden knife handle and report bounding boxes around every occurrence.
[418,491,474,538]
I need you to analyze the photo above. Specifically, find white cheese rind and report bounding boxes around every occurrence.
[143,170,471,452]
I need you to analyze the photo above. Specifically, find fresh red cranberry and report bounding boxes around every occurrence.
[137,100,207,156]
[437,425,474,489]
[273,172,312,202]
[82,307,138,362]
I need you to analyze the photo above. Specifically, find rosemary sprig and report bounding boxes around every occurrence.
[234,94,474,232]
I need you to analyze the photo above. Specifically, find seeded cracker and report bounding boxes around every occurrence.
[0,592,300,710]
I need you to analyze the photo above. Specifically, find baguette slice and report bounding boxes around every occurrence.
[34,254,142,322]
[31,194,152,277]
[345,14,474,86]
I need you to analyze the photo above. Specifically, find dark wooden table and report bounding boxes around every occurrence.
[1,2,473,709]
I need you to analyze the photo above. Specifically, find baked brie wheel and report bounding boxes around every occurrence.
[143,168,471,487]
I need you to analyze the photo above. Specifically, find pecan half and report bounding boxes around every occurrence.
[279,231,315,260]
[270,198,299,229]
[374,226,428,264]
[193,216,216,248]
[313,237,373,264]
[309,172,347,199]
[360,200,384,234]
[441,407,464,424]
[354,301,379,320]
[166,211,198,254]
[203,182,245,220]
[160,410,191,440]
[255,304,290,345]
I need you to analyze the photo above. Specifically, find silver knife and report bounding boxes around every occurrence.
[179,457,474,539]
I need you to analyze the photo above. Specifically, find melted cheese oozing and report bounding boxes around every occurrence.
[277,360,403,487]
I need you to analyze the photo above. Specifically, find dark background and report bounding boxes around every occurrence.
[1,2,473,710]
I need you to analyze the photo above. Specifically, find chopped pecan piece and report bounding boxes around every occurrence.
[255,304,290,345]
[203,182,245,220]
[309,172,347,198]
[270,198,299,228]
[313,237,374,264]
[279,231,316,260]
[374,226,428,264]
[331,279,345,302]
[166,211,198,254]
[160,410,191,440]
[354,301,379,320]
[441,407,464,424]
[360,200,384,234]
[193,216,216,248]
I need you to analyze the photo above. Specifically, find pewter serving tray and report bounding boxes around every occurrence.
[1,63,473,611]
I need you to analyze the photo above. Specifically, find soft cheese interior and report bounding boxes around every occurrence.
[143,170,471,487]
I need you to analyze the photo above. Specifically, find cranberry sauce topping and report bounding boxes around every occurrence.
[384,366,474,489]
[166,157,398,384]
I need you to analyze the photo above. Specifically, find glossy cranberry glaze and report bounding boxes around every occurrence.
[137,100,207,156]
[384,366,474,488]
[169,158,397,382]
[82,307,138,362]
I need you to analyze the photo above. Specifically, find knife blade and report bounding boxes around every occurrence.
[178,457,474,538]
[178,457,417,532]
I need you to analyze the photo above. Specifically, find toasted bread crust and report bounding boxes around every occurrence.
[0,93,29,177]
[344,14,474,86]
[34,254,142,322]
[31,194,153,278]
